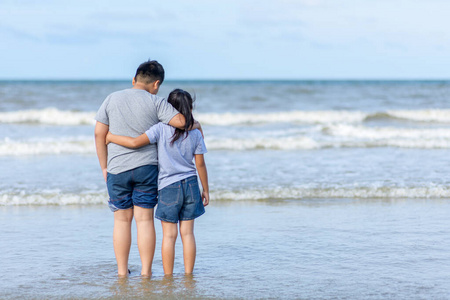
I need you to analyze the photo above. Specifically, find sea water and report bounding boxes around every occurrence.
[0,80,449,299]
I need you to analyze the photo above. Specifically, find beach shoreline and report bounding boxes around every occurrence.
[1,198,449,299]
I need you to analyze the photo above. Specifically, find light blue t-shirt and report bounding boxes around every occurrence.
[145,123,207,190]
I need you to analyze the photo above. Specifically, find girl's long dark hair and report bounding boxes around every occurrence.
[167,89,195,145]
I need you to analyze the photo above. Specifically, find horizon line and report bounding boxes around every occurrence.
[1,78,450,82]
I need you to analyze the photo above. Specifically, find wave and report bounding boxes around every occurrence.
[196,111,368,125]
[206,137,450,150]
[0,137,95,155]
[0,191,107,206]
[211,186,450,201]
[323,124,450,139]
[0,108,96,125]
[2,186,449,205]
[206,136,321,150]
[384,109,450,123]
[0,108,367,126]
[197,109,450,125]
[3,125,450,156]
[1,108,450,126]
[206,123,450,149]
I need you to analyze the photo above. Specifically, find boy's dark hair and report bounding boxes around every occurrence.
[167,89,195,145]
[134,60,165,84]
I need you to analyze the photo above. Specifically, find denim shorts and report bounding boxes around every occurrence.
[107,165,158,212]
[155,176,205,223]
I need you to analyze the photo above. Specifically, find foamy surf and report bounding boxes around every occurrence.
[0,191,107,206]
[3,127,450,156]
[197,109,450,125]
[0,137,95,155]
[386,109,450,123]
[206,138,450,150]
[196,110,368,125]
[324,124,450,139]
[206,136,321,150]
[211,186,450,201]
[0,108,96,125]
[1,108,450,126]
[2,185,449,205]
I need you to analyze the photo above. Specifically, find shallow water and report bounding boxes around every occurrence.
[1,200,449,299]
[2,81,450,204]
[1,80,450,298]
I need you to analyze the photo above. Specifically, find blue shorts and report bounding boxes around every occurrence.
[107,165,158,212]
[155,176,205,223]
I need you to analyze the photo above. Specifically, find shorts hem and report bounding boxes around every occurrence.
[155,215,178,223]
[180,210,205,221]
[108,202,133,212]
[134,203,157,209]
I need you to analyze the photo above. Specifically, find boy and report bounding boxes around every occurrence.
[94,60,190,277]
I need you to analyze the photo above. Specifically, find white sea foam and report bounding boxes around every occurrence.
[205,136,321,150]
[0,191,107,206]
[2,124,450,156]
[211,186,450,201]
[0,108,96,125]
[1,108,450,126]
[0,137,95,155]
[205,125,450,149]
[325,124,450,139]
[386,109,450,123]
[321,124,450,149]
[206,138,450,150]
[196,110,368,125]
[197,109,450,125]
[2,186,449,205]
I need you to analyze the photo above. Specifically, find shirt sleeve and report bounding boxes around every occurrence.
[194,130,208,155]
[145,123,163,144]
[155,97,179,124]
[95,96,110,125]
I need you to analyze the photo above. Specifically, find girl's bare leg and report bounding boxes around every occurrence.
[113,208,133,276]
[179,220,196,274]
[161,221,178,275]
[134,206,156,277]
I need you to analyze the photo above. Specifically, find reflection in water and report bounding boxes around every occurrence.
[109,276,131,299]
[182,274,197,292]
[3,201,449,299]
[109,274,199,299]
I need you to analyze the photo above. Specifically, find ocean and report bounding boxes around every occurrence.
[0,80,449,299]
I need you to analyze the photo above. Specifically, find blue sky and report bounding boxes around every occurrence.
[1,0,449,80]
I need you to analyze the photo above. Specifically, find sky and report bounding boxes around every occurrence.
[0,0,449,80]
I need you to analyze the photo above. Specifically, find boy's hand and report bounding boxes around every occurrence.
[102,168,107,182]
[202,190,209,206]
[192,120,204,138]
[105,132,112,145]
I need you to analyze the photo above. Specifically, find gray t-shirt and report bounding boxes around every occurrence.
[145,123,207,190]
[95,89,178,174]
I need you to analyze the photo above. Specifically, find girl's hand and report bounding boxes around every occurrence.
[105,132,112,145]
[202,190,209,206]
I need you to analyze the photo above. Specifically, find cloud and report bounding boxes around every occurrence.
[1,0,450,79]
[0,24,42,42]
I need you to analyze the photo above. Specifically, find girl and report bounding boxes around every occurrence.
[106,89,209,275]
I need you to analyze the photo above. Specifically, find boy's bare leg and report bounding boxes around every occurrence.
[161,221,178,275]
[179,220,196,274]
[134,206,156,277]
[113,208,133,276]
